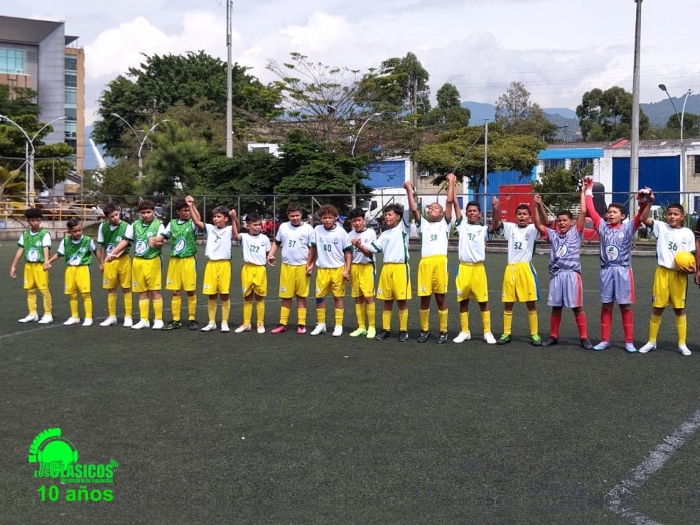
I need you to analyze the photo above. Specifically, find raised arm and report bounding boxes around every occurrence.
[635,188,654,230]
[186,196,204,230]
[532,194,547,237]
[404,181,420,223]
[490,197,501,233]
[446,173,461,222]
[231,210,241,242]
[584,177,601,229]
[576,185,587,232]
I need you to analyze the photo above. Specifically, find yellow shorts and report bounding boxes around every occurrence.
[417,254,448,296]
[501,262,539,303]
[241,263,267,297]
[376,263,412,301]
[202,260,231,296]
[279,263,310,298]
[166,256,197,291]
[315,267,346,298]
[23,262,49,291]
[455,261,489,303]
[103,255,131,290]
[132,257,162,293]
[65,265,91,294]
[350,263,375,298]
[652,266,688,309]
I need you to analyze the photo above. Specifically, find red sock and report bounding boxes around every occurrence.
[574,311,588,339]
[621,308,634,343]
[600,309,612,341]
[550,311,562,338]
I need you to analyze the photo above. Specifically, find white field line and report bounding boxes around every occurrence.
[604,407,700,524]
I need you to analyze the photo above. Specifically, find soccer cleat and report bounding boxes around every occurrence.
[541,337,558,347]
[678,344,692,356]
[624,342,637,353]
[38,315,54,325]
[437,332,448,344]
[188,320,199,331]
[200,322,217,332]
[131,319,150,330]
[234,324,252,333]
[19,313,39,323]
[99,316,117,327]
[581,338,594,350]
[220,322,230,333]
[375,330,391,340]
[164,320,182,330]
[63,317,81,326]
[417,330,431,343]
[123,317,134,328]
[271,324,287,334]
[152,320,165,330]
[82,318,93,327]
[530,335,542,347]
[593,341,610,351]
[484,332,497,345]
[496,333,512,345]
[297,325,306,335]
[398,331,409,342]
[332,325,343,337]
[366,327,376,339]
[310,323,327,336]
[257,324,266,334]
[453,331,471,343]
[349,327,367,337]
[639,341,656,354]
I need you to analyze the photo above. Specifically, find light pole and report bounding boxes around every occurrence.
[111,113,168,178]
[0,114,66,206]
[659,84,693,200]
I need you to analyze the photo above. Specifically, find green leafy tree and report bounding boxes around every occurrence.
[0,85,40,119]
[420,83,471,132]
[495,82,557,141]
[531,162,593,211]
[666,113,700,138]
[576,86,651,141]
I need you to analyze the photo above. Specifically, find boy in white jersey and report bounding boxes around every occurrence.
[640,198,695,355]
[306,204,352,337]
[348,208,378,339]
[493,200,543,346]
[200,206,237,332]
[96,203,133,327]
[446,173,498,344]
[267,202,315,334]
[46,219,96,326]
[231,212,271,334]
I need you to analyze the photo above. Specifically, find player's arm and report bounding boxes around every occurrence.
[489,197,501,233]
[306,245,317,275]
[267,241,279,266]
[404,180,420,223]
[583,177,601,228]
[186,196,204,230]
[231,211,242,242]
[635,188,654,230]
[532,194,548,238]
[46,240,63,267]
[10,247,23,278]
[351,237,373,257]
[343,247,352,280]
[447,173,461,222]
[576,185,587,232]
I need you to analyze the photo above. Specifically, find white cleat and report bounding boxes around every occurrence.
[38,315,53,325]
[678,344,692,356]
[131,319,150,330]
[639,341,656,354]
[453,331,471,343]
[152,320,164,330]
[123,316,134,327]
[99,316,117,327]
[200,322,217,332]
[18,313,39,323]
[484,332,497,345]
[82,318,93,327]
[332,325,343,337]
[257,324,266,334]
[310,323,327,336]
[220,322,230,333]
[234,323,252,333]
[63,317,81,326]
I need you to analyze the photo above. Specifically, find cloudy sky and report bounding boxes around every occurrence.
[4,0,699,124]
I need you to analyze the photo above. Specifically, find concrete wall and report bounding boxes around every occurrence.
[37,25,65,145]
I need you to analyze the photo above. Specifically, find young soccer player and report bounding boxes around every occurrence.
[267,202,315,334]
[46,219,96,326]
[584,177,651,352]
[306,204,352,336]
[10,207,53,324]
[446,173,498,344]
[347,207,378,339]
[493,199,543,346]
[231,212,271,334]
[96,203,133,327]
[639,197,695,355]
[407,180,451,344]
[155,196,203,330]
[200,206,237,332]
[107,200,165,330]
[532,188,593,349]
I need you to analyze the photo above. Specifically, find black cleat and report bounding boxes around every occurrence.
[417,330,430,343]
[398,331,409,342]
[375,330,391,341]
[163,320,182,330]
[188,320,198,331]
[437,332,448,344]
[530,335,542,347]
[581,338,594,350]
[541,337,558,347]
[496,333,512,345]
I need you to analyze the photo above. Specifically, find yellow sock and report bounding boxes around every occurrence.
[208,298,218,323]
[676,314,687,346]
[41,289,52,315]
[481,310,491,333]
[171,296,182,322]
[221,299,230,323]
[460,311,469,333]
[256,300,265,325]
[438,308,448,332]
[317,305,326,325]
[503,310,513,335]
[27,289,37,315]
[419,308,430,331]
[108,293,117,317]
[69,294,79,318]
[399,308,409,331]
[82,293,92,319]
[280,306,291,326]
[648,313,662,342]
[382,309,392,331]
[123,292,132,318]
[355,304,366,329]
[187,294,197,321]
[366,302,376,329]
[243,300,253,324]
[335,308,343,327]
[298,307,307,326]
[528,309,539,336]
[139,298,149,320]
[153,297,163,321]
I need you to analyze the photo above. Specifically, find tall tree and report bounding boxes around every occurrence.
[666,113,700,138]
[576,86,651,141]
[495,81,557,141]
[420,83,471,132]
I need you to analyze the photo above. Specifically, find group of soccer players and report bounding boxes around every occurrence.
[9,177,698,354]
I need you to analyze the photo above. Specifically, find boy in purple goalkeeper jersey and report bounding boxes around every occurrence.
[532,188,592,350]
[583,177,651,353]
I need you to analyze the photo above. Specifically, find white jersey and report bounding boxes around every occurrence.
[369,211,411,263]
[204,223,233,260]
[348,228,377,264]
[455,218,489,263]
[417,217,450,257]
[240,232,271,266]
[275,222,314,266]
[651,220,695,270]
[312,224,350,269]
[502,222,539,263]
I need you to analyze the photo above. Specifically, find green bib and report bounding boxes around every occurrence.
[168,219,197,258]
[132,220,162,260]
[64,236,93,266]
[101,221,130,256]
[21,229,48,263]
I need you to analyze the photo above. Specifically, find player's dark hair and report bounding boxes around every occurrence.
[667,203,684,215]
[318,204,338,217]
[103,203,118,217]
[246,212,261,223]
[608,203,626,217]
[66,218,81,230]
[174,198,189,211]
[138,200,155,211]
[348,207,365,220]
[25,207,43,220]
[211,205,230,218]
[556,210,574,220]
[465,201,481,211]
[384,203,404,216]
[287,202,301,213]
[516,203,532,214]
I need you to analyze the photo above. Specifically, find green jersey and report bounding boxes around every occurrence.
[166,219,197,258]
[99,221,130,256]
[131,220,163,260]
[20,229,50,263]
[60,235,94,266]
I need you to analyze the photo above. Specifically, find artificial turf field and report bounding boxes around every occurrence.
[1,242,700,525]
